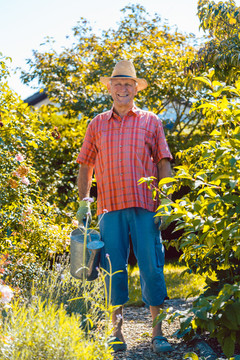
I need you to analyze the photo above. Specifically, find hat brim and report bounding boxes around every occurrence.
[100,76,148,91]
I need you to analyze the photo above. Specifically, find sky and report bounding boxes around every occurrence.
[0,0,213,99]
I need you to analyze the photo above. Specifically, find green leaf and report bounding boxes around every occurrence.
[183,352,199,360]
[210,129,221,136]
[152,312,167,327]
[222,335,235,358]
[194,76,212,88]
[27,140,39,149]
[194,307,209,320]
[158,177,176,187]
[222,306,239,330]
[198,187,217,197]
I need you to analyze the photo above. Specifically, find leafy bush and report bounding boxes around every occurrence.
[158,78,240,357]
[29,105,88,212]
[0,78,73,264]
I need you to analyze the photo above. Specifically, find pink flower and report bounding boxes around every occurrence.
[15,154,24,162]
[0,285,14,304]
[21,177,30,186]
[72,220,78,227]
[106,253,110,258]
[83,197,94,203]
[26,206,33,215]
[103,209,108,213]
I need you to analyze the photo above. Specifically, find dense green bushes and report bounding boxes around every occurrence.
[2,1,240,358]
[156,78,240,357]
[28,105,88,211]
[0,85,74,263]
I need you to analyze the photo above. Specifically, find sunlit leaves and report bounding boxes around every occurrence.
[193,0,240,83]
[19,4,201,153]
[165,79,240,356]
[0,80,72,262]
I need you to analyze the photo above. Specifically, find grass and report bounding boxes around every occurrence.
[164,260,206,299]
[127,260,206,306]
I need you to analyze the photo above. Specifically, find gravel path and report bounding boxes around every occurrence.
[112,298,224,360]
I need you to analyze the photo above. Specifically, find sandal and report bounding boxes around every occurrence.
[151,336,173,353]
[107,336,127,352]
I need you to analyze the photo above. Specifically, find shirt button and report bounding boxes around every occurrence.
[119,145,122,148]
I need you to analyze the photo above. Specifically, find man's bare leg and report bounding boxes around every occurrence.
[112,306,125,343]
[150,304,173,352]
[150,305,163,338]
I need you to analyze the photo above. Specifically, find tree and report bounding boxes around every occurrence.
[21,4,201,154]
[188,0,240,83]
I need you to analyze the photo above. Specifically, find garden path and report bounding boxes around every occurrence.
[113,298,224,360]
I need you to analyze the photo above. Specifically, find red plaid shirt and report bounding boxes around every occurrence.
[77,105,172,215]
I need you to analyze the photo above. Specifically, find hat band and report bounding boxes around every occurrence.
[112,75,134,78]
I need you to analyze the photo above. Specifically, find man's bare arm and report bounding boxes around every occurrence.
[157,158,172,182]
[77,163,94,200]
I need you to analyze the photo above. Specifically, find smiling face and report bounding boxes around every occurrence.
[107,78,138,115]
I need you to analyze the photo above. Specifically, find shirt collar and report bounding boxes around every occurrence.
[106,103,139,121]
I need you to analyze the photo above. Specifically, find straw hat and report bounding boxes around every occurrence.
[100,60,148,91]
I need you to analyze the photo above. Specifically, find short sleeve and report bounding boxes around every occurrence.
[152,119,173,164]
[76,122,97,166]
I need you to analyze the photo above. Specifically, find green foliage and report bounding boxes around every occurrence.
[0,297,113,360]
[0,253,115,359]
[172,283,240,358]
[21,4,196,118]
[189,0,240,83]
[183,353,199,360]
[20,4,203,153]
[0,75,72,264]
[169,80,240,280]
[26,266,106,326]
[0,53,11,80]
[161,78,240,356]
[29,105,88,211]
[192,284,240,358]
[127,262,206,306]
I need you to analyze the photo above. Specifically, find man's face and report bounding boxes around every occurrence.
[107,78,138,108]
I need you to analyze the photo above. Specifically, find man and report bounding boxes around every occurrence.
[76,60,173,353]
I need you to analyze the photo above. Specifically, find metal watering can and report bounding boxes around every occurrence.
[70,226,104,281]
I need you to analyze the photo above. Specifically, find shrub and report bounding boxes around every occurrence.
[0,77,74,265]
[157,78,240,357]
[29,105,88,212]
[0,297,113,360]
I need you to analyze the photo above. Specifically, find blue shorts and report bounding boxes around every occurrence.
[99,207,167,306]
